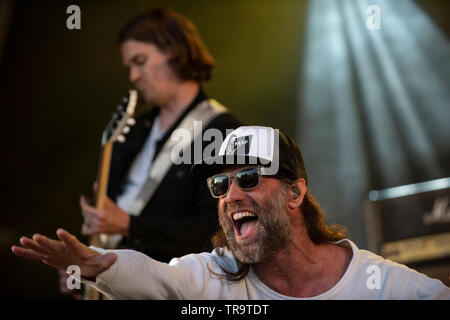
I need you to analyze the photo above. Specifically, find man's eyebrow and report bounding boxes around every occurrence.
[123,54,145,67]
[131,54,146,63]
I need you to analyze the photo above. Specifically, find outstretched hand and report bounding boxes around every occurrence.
[11,228,117,278]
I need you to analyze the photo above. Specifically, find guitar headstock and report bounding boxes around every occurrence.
[102,90,138,145]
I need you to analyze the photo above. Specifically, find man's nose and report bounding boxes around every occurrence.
[129,67,140,83]
[225,180,246,203]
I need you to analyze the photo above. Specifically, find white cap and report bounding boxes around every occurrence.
[192,126,280,179]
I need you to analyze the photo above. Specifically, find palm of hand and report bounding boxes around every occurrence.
[11,228,117,278]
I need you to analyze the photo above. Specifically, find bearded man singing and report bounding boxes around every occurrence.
[11,126,450,299]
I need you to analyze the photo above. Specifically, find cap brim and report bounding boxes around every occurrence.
[191,155,271,180]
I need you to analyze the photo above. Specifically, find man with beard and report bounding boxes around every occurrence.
[11,127,450,299]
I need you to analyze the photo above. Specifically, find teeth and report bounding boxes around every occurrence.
[233,212,256,221]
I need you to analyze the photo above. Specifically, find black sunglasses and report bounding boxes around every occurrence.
[206,166,269,198]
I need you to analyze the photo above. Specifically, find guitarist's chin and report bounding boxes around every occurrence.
[136,90,148,105]
[136,89,167,107]
[134,87,154,105]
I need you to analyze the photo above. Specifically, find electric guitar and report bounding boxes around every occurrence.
[83,90,138,300]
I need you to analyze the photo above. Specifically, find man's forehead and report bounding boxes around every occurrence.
[120,40,162,63]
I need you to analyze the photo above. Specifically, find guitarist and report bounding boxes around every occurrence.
[60,8,241,298]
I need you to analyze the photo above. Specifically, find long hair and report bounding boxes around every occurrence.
[300,191,349,244]
[118,8,215,82]
[209,184,349,282]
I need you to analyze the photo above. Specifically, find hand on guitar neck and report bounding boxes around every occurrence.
[80,191,130,236]
[79,90,137,239]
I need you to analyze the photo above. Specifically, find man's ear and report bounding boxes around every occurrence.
[287,179,307,210]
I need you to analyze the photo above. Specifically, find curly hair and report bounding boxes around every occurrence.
[118,8,215,82]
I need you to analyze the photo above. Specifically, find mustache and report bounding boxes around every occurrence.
[224,197,260,216]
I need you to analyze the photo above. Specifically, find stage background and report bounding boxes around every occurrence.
[1,0,449,299]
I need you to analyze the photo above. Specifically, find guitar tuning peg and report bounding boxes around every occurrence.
[126,118,136,126]
[122,126,130,134]
[117,135,126,143]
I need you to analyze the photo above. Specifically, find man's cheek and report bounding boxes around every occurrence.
[218,199,227,215]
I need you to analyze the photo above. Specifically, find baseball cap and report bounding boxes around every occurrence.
[191,126,308,183]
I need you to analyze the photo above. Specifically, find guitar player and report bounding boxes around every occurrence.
[59,8,241,298]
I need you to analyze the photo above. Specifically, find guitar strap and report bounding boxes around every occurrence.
[129,98,227,215]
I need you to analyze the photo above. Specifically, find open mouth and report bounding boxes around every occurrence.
[232,211,259,239]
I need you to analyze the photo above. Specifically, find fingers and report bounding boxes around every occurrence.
[80,195,103,235]
[81,222,94,236]
[81,217,102,235]
[58,269,72,294]
[80,195,103,221]
[34,234,64,253]
[58,269,83,298]
[56,228,86,254]
[12,235,52,260]
[11,245,46,260]
[80,195,99,215]
[72,292,84,300]
[81,222,104,236]
[79,194,88,208]
[80,195,94,218]
[20,236,50,255]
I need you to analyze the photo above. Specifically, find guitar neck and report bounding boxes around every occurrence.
[84,90,137,300]
[95,141,113,209]
[84,142,114,300]
[88,141,113,249]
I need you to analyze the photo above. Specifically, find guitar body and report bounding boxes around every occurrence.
[83,90,138,300]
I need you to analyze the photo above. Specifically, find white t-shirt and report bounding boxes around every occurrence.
[88,239,450,300]
[116,115,165,212]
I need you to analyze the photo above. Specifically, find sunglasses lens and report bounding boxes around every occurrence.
[210,175,229,197]
[208,167,261,198]
[236,168,260,190]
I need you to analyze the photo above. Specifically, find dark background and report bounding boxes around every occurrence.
[1,0,449,299]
